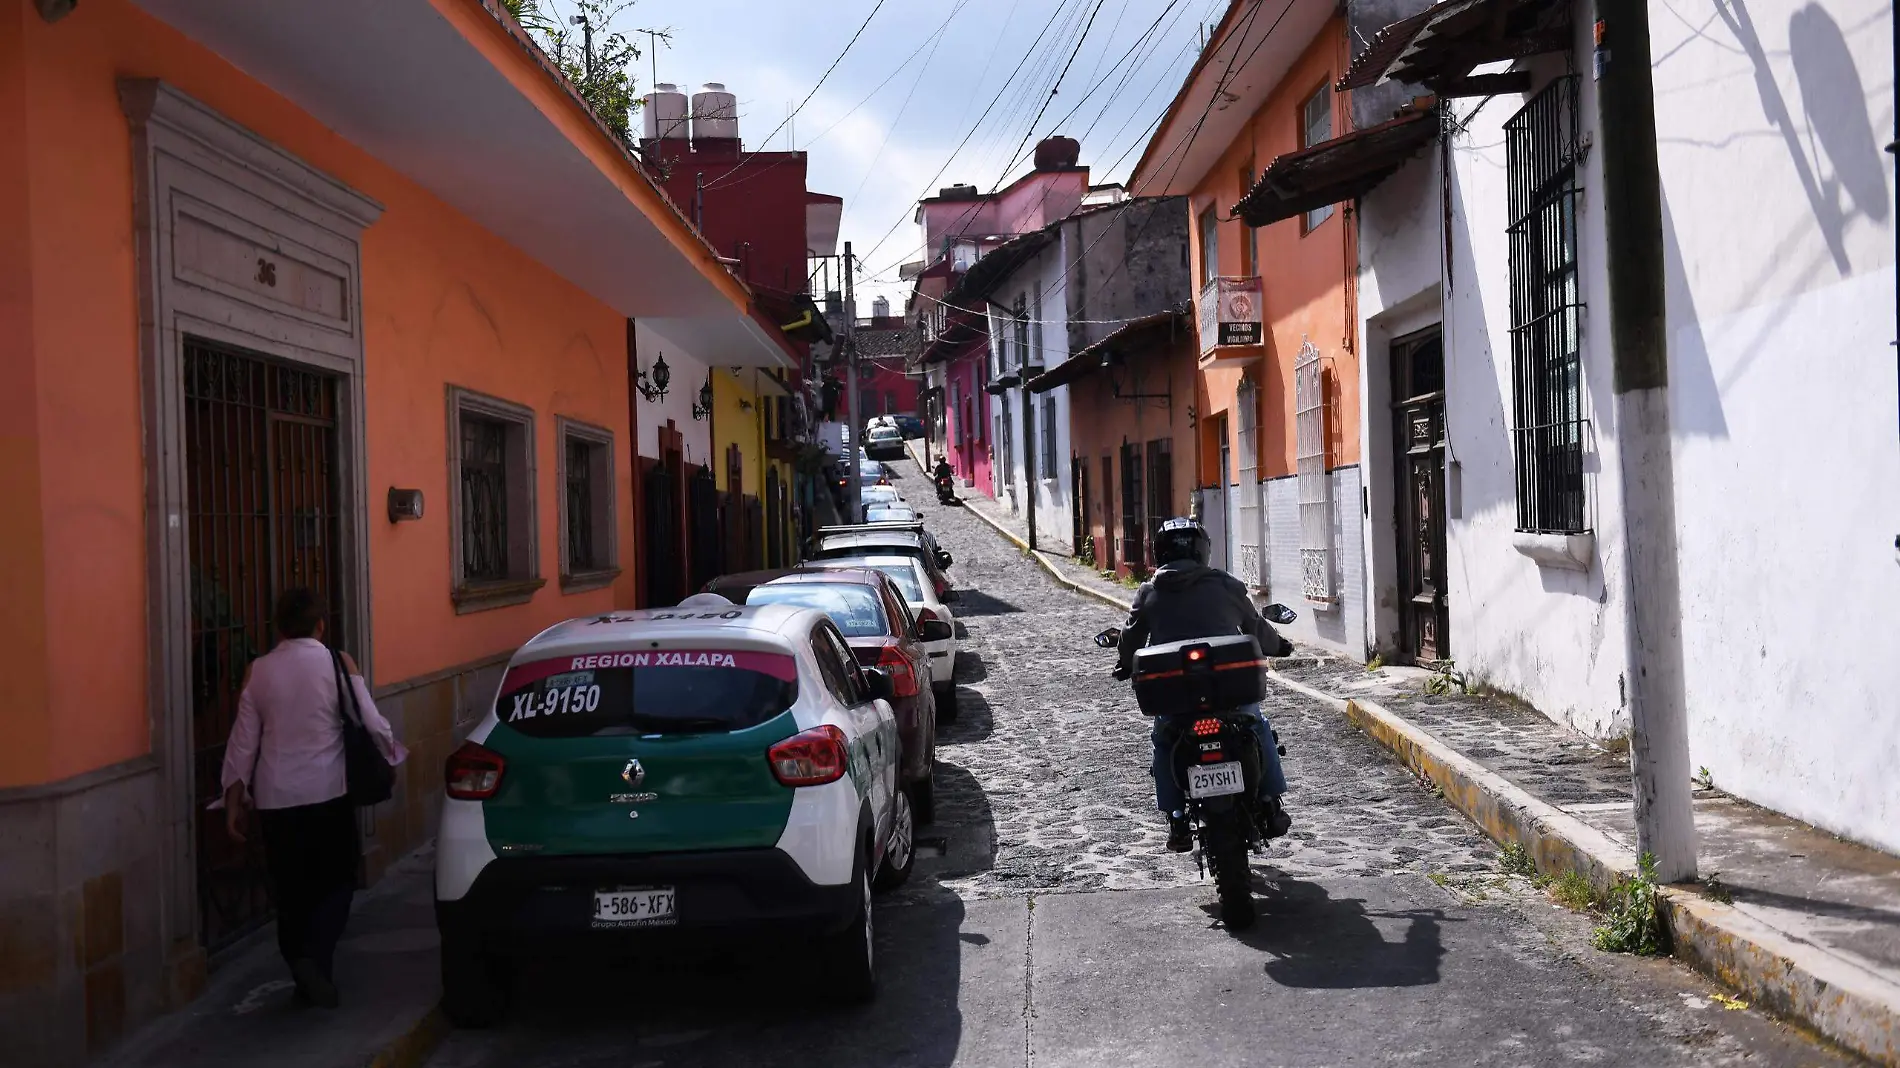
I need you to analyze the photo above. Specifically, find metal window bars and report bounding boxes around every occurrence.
[1295,340,1335,603]
[565,437,596,574]
[1505,75,1590,535]
[460,416,510,581]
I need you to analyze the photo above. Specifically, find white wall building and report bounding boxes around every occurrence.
[982,238,1075,553]
[1348,0,1897,851]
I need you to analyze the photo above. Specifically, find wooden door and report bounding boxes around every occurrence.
[1392,330,1449,662]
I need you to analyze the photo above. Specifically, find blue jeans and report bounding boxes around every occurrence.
[1151,704,1287,814]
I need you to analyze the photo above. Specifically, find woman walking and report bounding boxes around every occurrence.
[220,588,406,1007]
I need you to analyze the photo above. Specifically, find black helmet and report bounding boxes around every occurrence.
[1152,517,1210,567]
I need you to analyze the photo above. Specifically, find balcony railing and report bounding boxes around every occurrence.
[1197,275,1263,365]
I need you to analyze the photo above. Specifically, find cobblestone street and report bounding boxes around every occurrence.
[897,463,1506,900]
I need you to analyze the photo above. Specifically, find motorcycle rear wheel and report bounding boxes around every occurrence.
[1202,819,1256,930]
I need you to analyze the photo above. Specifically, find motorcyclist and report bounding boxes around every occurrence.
[1114,518,1294,853]
[933,457,955,486]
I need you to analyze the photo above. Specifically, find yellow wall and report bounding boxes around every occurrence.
[712,368,763,495]
[0,0,643,785]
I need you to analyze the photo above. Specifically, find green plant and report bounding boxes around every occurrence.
[1366,652,1385,672]
[1701,871,1733,904]
[1427,872,1450,888]
[1423,660,1469,696]
[508,0,644,145]
[1498,842,1537,878]
[1549,869,1599,911]
[1693,766,1715,791]
[1076,538,1097,568]
[1592,853,1669,956]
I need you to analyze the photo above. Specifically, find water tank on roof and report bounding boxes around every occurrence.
[642,83,689,141]
[1034,135,1081,171]
[872,296,891,319]
[691,82,739,142]
[938,184,980,200]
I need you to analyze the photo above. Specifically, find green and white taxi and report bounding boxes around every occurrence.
[433,601,915,1025]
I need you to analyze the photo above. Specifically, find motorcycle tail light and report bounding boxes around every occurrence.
[445,741,506,800]
[768,725,849,786]
[1192,718,1222,737]
[1187,647,1206,661]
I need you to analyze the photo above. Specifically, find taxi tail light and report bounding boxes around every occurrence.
[1191,718,1223,737]
[768,725,850,786]
[445,741,506,800]
[875,645,920,697]
[915,607,940,624]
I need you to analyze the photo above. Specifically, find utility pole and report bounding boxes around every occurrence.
[844,242,863,523]
[1597,0,1697,882]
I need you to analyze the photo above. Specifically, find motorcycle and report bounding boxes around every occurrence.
[1094,601,1297,930]
[933,471,957,505]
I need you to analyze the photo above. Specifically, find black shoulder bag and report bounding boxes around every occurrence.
[332,650,396,805]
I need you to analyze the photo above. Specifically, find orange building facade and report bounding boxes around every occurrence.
[1131,0,1369,655]
[0,2,766,1061]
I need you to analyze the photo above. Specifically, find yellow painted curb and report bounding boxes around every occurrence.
[1264,671,1900,1065]
[367,1007,449,1068]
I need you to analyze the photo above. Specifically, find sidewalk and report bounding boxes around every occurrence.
[913,441,1900,1064]
[1271,660,1900,1066]
[101,844,445,1068]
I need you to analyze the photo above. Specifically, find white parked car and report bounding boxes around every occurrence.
[433,604,914,1024]
[809,553,958,720]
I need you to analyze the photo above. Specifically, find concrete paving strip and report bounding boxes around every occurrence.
[99,845,448,1068]
[1267,668,1900,1065]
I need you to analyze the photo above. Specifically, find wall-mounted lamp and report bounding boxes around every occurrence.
[36,0,77,23]
[635,352,671,402]
[691,376,714,421]
[387,488,424,523]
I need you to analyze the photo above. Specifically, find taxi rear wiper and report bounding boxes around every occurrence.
[628,715,733,734]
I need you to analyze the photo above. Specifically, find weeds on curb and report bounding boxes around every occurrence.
[1424,660,1469,696]
[1427,872,1450,888]
[1592,853,1669,956]
[1693,766,1715,791]
[1701,871,1733,904]
[1366,653,1385,672]
[1498,842,1537,878]
[1549,869,1598,910]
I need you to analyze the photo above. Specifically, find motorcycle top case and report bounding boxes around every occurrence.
[1131,634,1267,716]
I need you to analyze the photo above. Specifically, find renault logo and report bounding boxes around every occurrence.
[621,758,646,788]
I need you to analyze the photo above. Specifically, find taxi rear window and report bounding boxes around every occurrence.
[495,650,797,738]
[745,582,889,638]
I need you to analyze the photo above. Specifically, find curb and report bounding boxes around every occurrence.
[1265,671,1900,1066]
[367,1007,449,1068]
[952,493,1135,614]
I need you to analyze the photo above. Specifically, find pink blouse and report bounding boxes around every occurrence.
[219,638,408,810]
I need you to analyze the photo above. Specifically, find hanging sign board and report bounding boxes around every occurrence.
[1197,276,1263,353]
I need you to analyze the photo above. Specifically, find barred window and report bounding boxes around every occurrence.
[558,416,618,590]
[1301,87,1334,231]
[1013,294,1029,370]
[1505,76,1589,535]
[447,386,541,611]
[1040,397,1058,477]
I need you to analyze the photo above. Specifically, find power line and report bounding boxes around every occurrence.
[701,0,888,192]
[991,0,1111,186]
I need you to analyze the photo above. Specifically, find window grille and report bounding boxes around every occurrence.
[1197,205,1219,287]
[1295,340,1334,603]
[1013,294,1028,370]
[1301,87,1335,230]
[1031,282,1043,365]
[1041,397,1058,477]
[1234,375,1264,587]
[1506,76,1589,535]
[1146,438,1173,538]
[565,437,595,574]
[1120,441,1145,567]
[1000,394,1014,487]
[460,416,510,582]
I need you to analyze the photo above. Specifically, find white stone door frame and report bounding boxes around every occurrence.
[120,80,384,954]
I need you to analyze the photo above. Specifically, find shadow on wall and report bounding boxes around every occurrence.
[1661,190,1728,440]
[1709,0,1890,275]
[1439,156,1513,526]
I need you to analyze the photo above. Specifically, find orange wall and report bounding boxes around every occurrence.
[2,0,635,786]
[1068,335,1200,574]
[1189,17,1361,485]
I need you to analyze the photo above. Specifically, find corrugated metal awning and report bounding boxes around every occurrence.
[1234,105,1440,226]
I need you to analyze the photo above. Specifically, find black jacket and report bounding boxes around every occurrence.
[1115,561,1293,674]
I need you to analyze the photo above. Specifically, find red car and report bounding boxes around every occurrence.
[702,568,950,823]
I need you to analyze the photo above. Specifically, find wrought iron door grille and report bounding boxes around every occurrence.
[1120,442,1145,568]
[565,438,597,574]
[460,417,510,581]
[1146,439,1173,538]
[1295,341,1335,603]
[183,338,340,950]
[1505,76,1590,535]
[1234,375,1263,587]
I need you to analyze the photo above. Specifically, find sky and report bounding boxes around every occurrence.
[530,0,1230,310]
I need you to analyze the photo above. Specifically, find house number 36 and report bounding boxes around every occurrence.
[255,257,277,287]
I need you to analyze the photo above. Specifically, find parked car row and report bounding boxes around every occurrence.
[434,450,960,1023]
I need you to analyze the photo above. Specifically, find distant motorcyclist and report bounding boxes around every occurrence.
[1114,518,1293,853]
